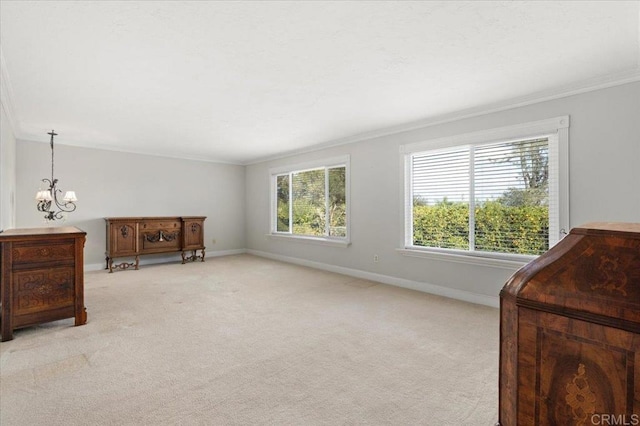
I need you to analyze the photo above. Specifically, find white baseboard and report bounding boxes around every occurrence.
[85,249,247,272]
[246,249,499,308]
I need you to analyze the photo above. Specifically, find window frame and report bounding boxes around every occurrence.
[399,116,569,268]
[269,155,350,247]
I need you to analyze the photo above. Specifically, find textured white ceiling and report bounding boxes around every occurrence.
[1,1,639,164]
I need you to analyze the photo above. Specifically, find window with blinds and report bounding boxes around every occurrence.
[405,121,567,259]
[272,157,348,240]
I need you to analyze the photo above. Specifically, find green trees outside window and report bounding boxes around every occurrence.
[411,137,550,256]
[276,165,347,238]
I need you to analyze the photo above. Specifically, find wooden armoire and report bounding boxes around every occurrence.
[499,223,639,425]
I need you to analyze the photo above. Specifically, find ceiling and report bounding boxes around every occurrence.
[1,1,639,164]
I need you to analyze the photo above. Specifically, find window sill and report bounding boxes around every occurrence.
[267,233,351,248]
[396,248,532,270]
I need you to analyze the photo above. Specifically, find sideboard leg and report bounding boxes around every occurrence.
[105,256,110,270]
[134,256,140,270]
[108,258,114,273]
[201,248,205,262]
[181,251,186,264]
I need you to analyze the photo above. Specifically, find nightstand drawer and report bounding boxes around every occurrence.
[11,240,75,265]
[12,268,75,316]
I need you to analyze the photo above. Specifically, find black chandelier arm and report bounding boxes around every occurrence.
[50,187,77,214]
[41,178,56,188]
[51,210,65,220]
[54,196,77,213]
[37,200,52,213]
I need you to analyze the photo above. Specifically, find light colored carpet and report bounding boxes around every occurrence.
[0,254,499,425]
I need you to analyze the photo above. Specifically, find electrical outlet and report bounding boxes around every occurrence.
[373,254,379,263]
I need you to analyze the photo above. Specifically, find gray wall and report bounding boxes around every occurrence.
[244,82,640,305]
[9,82,640,304]
[16,141,246,268]
[0,104,16,231]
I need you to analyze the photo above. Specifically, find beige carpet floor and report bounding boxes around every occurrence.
[0,254,499,425]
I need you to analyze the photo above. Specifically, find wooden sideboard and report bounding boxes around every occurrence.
[498,223,640,425]
[0,226,87,341]
[105,216,206,272]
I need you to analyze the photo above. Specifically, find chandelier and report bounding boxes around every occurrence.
[35,130,78,221]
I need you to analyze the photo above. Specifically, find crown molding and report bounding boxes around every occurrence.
[17,134,244,166]
[0,45,20,136]
[244,68,640,165]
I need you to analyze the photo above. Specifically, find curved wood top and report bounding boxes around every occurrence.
[501,223,640,331]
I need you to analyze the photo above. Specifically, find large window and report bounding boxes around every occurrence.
[402,117,569,262]
[271,156,349,244]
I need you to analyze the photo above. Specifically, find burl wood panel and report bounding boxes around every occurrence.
[499,223,640,425]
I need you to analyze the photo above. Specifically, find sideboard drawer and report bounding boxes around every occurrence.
[140,221,181,231]
[11,240,76,265]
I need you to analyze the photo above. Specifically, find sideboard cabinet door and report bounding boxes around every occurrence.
[182,218,205,250]
[108,221,137,257]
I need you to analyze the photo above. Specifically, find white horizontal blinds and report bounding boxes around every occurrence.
[547,134,560,247]
[410,137,551,255]
[275,174,290,232]
[328,166,347,237]
[411,147,470,249]
[473,137,549,255]
[291,168,326,236]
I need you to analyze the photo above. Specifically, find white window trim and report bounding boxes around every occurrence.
[399,116,569,267]
[266,233,351,248]
[269,155,351,246]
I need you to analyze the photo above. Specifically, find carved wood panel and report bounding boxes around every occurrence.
[141,230,181,251]
[183,221,203,249]
[11,242,75,263]
[12,269,75,315]
[111,223,136,255]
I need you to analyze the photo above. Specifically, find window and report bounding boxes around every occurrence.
[270,156,349,245]
[401,117,569,263]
